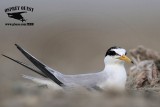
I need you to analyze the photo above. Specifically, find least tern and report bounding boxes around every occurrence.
[2,44,133,90]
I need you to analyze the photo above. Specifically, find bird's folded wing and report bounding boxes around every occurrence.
[15,44,64,86]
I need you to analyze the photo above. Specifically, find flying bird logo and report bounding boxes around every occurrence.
[7,11,27,22]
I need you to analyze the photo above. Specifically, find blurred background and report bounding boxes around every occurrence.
[1,0,160,106]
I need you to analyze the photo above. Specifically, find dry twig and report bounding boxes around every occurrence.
[128,46,160,88]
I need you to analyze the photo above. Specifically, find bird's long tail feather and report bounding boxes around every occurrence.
[2,54,47,77]
[14,44,64,86]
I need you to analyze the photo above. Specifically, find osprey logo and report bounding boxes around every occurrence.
[7,11,27,22]
[4,6,34,26]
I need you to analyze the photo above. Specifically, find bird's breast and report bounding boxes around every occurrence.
[99,65,127,90]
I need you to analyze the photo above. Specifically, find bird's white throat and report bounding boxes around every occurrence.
[104,56,125,65]
[100,57,127,90]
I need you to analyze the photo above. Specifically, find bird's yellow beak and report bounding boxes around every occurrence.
[118,55,133,63]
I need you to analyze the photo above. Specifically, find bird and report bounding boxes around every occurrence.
[7,11,27,22]
[2,44,133,91]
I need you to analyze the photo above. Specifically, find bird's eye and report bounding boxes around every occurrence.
[125,52,127,55]
[108,51,119,56]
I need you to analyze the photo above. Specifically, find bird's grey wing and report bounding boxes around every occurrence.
[15,44,64,86]
[60,72,106,88]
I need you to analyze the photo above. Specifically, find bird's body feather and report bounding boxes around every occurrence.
[99,64,127,90]
[2,44,132,91]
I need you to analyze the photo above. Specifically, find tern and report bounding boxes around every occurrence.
[2,44,133,91]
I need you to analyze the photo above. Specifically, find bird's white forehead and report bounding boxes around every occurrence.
[112,48,126,55]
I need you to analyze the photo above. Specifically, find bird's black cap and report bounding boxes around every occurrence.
[105,46,121,56]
